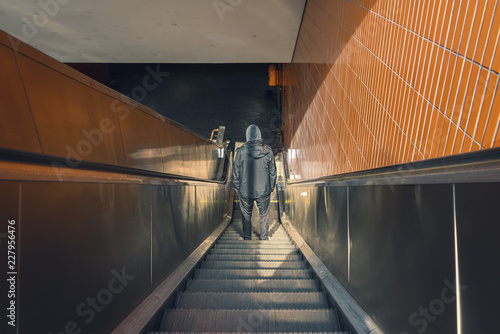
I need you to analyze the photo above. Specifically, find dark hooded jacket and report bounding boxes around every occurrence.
[232,126,277,199]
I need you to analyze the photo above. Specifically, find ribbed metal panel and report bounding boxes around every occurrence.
[214,244,297,249]
[150,331,348,333]
[194,269,311,279]
[217,240,293,245]
[210,249,299,255]
[206,254,303,262]
[175,292,328,309]
[160,309,340,332]
[185,279,319,292]
[201,261,306,269]
[155,220,342,333]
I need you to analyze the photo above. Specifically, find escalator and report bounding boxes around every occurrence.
[148,201,348,333]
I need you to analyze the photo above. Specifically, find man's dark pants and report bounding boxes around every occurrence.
[239,195,271,240]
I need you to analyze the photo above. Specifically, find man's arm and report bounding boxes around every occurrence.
[269,151,277,192]
[232,150,241,191]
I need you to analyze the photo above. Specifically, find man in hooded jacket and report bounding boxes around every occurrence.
[232,125,277,240]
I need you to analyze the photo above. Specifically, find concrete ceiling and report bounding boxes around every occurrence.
[0,0,305,63]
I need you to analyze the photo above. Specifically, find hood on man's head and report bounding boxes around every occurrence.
[246,124,262,141]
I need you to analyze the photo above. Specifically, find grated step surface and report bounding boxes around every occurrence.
[159,309,340,332]
[201,261,307,269]
[215,244,297,249]
[150,332,348,334]
[194,269,311,279]
[206,254,303,262]
[210,249,299,255]
[175,292,328,309]
[217,239,293,244]
[185,279,319,292]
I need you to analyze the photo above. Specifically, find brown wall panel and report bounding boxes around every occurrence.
[158,122,186,176]
[0,45,42,153]
[15,54,127,166]
[119,107,164,172]
[1,29,222,180]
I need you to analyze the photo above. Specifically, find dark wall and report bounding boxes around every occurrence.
[106,63,282,149]
[283,180,500,334]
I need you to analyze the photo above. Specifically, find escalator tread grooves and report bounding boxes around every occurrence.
[155,221,346,333]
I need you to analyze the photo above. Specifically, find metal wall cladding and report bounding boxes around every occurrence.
[159,123,186,176]
[2,178,228,334]
[0,182,20,334]
[455,183,500,334]
[151,184,191,289]
[0,30,223,181]
[0,45,42,154]
[285,183,459,333]
[119,107,164,172]
[16,53,128,167]
[19,182,151,334]
[349,184,456,334]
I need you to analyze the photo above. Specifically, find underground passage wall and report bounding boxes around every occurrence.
[283,0,500,180]
[280,1,500,333]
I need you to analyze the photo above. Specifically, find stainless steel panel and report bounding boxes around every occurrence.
[16,54,127,166]
[284,185,348,288]
[349,184,456,334]
[316,186,349,288]
[19,182,151,334]
[158,123,186,176]
[0,45,42,153]
[188,184,222,252]
[118,107,164,172]
[455,183,500,333]
[289,186,318,245]
[0,181,19,334]
[151,184,190,289]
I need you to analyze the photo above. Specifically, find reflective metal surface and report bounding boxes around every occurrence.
[119,107,164,172]
[349,184,456,334]
[0,45,42,154]
[0,30,224,181]
[16,53,128,166]
[0,181,19,334]
[285,183,459,333]
[0,173,229,333]
[455,183,500,334]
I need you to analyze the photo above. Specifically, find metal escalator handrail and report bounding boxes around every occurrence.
[0,147,231,184]
[284,147,500,186]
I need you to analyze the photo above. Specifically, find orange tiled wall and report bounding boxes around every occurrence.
[283,0,500,180]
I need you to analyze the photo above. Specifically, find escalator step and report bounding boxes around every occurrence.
[225,229,287,233]
[159,309,340,332]
[222,233,289,237]
[217,240,293,245]
[220,237,292,242]
[175,292,328,309]
[210,249,299,255]
[185,279,319,292]
[201,261,306,269]
[215,244,296,249]
[150,332,347,334]
[206,254,303,262]
[194,269,311,279]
